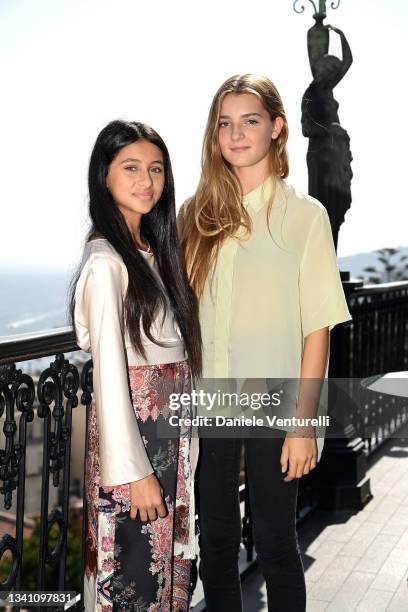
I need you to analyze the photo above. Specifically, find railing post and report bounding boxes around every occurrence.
[317,273,373,510]
[0,363,34,599]
[79,359,93,612]
[242,460,254,563]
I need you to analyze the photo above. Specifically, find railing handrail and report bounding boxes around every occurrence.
[350,279,408,297]
[0,326,79,365]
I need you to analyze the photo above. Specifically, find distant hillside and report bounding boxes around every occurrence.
[338,246,408,282]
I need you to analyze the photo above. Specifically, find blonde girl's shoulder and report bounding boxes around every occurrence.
[178,196,194,218]
[282,180,328,224]
[177,196,194,235]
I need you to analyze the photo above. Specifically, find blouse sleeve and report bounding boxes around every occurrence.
[77,254,154,486]
[299,206,352,339]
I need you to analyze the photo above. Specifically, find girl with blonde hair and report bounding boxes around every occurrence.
[178,74,351,611]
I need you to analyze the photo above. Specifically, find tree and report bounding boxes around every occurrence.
[363,247,408,284]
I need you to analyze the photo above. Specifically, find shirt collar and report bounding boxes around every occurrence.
[242,175,277,214]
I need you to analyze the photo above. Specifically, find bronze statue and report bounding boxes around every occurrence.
[301,18,353,251]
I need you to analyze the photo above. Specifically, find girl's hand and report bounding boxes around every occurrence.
[280,434,317,482]
[129,473,167,522]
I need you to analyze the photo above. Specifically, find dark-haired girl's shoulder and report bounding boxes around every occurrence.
[80,239,128,293]
[74,240,129,349]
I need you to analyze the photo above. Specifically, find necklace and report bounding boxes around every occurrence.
[136,240,152,254]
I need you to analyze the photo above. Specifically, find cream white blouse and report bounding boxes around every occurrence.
[74,238,186,486]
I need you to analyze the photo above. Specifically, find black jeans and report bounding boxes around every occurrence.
[196,435,306,612]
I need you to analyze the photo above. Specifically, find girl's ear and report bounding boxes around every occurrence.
[271,116,284,140]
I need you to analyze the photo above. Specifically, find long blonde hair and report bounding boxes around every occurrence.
[180,74,289,299]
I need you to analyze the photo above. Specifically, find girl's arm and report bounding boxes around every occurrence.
[280,201,351,480]
[295,327,329,436]
[302,327,329,376]
[280,327,329,481]
[81,254,155,486]
[77,254,166,520]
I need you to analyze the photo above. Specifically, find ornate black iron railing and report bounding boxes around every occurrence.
[329,280,408,454]
[330,281,408,378]
[0,333,87,611]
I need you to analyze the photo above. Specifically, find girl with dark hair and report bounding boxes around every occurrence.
[178,74,351,611]
[70,120,201,611]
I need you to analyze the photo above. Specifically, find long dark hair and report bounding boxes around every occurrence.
[69,120,202,378]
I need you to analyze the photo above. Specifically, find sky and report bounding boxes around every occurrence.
[1,0,407,274]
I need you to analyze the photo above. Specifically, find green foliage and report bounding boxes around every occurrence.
[0,509,82,593]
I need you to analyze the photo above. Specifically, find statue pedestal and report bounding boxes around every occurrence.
[317,272,372,510]
[317,426,372,511]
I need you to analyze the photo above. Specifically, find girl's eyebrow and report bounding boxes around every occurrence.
[219,112,264,119]
[120,158,164,164]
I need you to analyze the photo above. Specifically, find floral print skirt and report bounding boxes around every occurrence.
[84,359,196,611]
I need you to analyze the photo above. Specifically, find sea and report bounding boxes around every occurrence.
[0,267,82,374]
[0,268,71,338]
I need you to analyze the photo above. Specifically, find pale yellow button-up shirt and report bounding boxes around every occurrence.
[180,176,352,460]
[199,176,351,379]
